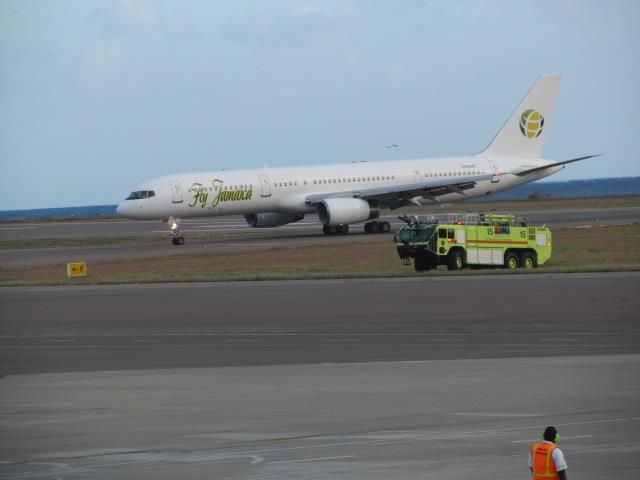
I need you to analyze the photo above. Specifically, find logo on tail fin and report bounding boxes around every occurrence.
[519,109,545,138]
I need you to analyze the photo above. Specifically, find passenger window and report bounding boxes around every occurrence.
[448,229,455,239]
[438,228,446,238]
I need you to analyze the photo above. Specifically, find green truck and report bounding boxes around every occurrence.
[395,213,552,272]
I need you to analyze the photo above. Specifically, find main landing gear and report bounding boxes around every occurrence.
[322,221,391,235]
[364,221,391,234]
[323,224,349,235]
[166,217,185,245]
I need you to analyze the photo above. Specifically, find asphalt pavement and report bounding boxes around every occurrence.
[0,256,638,478]
[1,273,639,374]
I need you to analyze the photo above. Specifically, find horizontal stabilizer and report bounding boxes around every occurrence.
[511,154,602,176]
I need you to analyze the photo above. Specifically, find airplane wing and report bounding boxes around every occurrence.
[510,155,601,176]
[305,174,494,209]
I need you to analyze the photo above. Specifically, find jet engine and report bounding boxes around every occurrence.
[244,212,305,228]
[317,198,379,226]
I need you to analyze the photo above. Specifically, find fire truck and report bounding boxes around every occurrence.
[394,213,552,272]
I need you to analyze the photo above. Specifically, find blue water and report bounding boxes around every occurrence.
[479,176,640,201]
[1,177,638,221]
[0,205,118,221]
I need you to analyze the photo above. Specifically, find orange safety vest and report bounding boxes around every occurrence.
[530,442,559,480]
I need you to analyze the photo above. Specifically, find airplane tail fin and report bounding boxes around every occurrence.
[480,74,561,158]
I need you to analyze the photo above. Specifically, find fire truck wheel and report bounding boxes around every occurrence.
[447,249,464,271]
[521,252,536,269]
[414,255,429,272]
[504,252,520,270]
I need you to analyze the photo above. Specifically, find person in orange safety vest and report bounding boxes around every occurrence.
[529,426,568,480]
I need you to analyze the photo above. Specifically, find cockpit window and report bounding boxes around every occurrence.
[126,190,155,200]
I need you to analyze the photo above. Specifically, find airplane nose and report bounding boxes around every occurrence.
[116,203,126,217]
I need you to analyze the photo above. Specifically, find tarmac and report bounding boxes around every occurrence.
[1,273,639,479]
[1,207,639,267]
[1,274,639,374]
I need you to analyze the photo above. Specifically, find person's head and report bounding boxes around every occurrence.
[543,426,559,443]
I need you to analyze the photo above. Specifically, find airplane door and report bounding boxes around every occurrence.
[170,180,183,203]
[489,160,500,183]
[258,174,271,197]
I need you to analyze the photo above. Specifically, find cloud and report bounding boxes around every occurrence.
[113,0,159,27]
[220,3,341,45]
[293,3,321,17]
[93,0,191,35]
[92,45,122,64]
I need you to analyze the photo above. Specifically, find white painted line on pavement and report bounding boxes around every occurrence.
[451,413,541,418]
[512,435,593,444]
[270,455,354,464]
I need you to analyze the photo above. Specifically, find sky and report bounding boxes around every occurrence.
[1,0,639,210]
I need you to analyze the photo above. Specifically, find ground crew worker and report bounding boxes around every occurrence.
[529,426,568,480]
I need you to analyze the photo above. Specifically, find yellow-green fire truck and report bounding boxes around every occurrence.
[395,213,552,272]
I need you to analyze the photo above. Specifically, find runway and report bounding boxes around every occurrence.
[0,273,639,478]
[2,207,639,240]
[1,273,639,374]
[2,206,639,267]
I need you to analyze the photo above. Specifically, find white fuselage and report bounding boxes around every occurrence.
[116,154,560,221]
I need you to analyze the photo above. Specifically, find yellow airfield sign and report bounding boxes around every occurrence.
[67,262,87,278]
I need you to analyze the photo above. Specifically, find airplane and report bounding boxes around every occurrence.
[117,74,598,245]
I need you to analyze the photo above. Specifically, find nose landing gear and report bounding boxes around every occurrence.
[166,217,185,245]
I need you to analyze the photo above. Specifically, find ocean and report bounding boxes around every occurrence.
[1,177,638,221]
